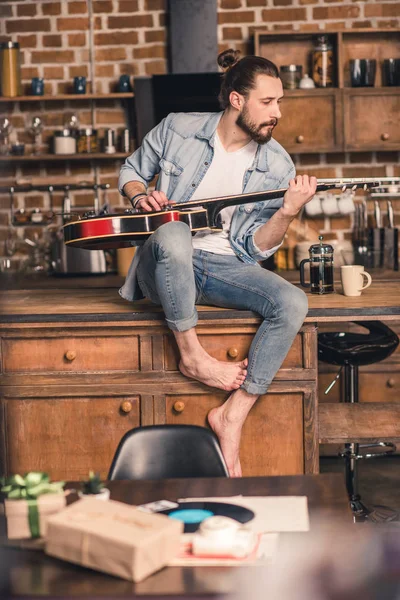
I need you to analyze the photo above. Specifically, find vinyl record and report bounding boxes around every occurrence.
[159,501,255,533]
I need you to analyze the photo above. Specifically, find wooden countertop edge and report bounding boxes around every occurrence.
[0,306,399,325]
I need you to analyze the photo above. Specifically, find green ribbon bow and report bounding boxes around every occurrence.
[1,472,65,538]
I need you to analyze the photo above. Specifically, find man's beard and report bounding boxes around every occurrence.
[236,105,277,145]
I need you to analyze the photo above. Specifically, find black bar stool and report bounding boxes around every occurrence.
[318,321,399,521]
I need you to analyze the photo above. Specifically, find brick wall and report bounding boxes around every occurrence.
[0,0,399,270]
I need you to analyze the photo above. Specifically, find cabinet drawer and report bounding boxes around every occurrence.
[2,335,139,373]
[319,371,400,404]
[344,90,400,150]
[164,332,305,372]
[273,91,342,153]
[2,395,140,480]
[164,391,306,476]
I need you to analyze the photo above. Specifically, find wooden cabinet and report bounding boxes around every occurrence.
[254,28,400,153]
[0,313,318,480]
[273,90,342,154]
[163,384,316,476]
[343,89,400,151]
[1,395,140,481]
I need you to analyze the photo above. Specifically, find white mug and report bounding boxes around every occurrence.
[340,265,372,297]
[321,193,339,216]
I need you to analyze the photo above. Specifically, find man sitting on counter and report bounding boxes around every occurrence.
[118,49,317,477]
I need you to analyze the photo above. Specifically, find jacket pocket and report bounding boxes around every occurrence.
[159,158,183,177]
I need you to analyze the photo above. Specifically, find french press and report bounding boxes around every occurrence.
[300,236,335,294]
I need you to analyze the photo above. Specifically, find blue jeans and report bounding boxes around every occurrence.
[137,222,309,395]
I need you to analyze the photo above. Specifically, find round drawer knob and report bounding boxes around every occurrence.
[173,401,185,413]
[64,350,76,361]
[386,378,396,388]
[120,401,133,413]
[227,347,239,359]
[381,133,390,141]
[296,135,304,144]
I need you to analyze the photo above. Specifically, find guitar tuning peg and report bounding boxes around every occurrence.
[341,185,347,193]
[363,184,368,191]
[351,185,357,191]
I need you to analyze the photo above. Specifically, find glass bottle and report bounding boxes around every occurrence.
[312,35,334,88]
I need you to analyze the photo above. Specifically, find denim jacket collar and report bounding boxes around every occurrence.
[195,111,269,172]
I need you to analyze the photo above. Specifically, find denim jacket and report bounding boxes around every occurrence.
[118,111,295,301]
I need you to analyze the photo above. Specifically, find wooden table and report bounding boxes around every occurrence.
[0,474,350,599]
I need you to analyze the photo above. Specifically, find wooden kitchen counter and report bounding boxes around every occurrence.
[0,272,399,481]
[0,274,399,323]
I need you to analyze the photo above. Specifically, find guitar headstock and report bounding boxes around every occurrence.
[317,178,382,193]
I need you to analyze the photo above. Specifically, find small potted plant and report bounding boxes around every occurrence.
[79,471,110,501]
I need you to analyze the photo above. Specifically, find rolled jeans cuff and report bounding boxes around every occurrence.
[165,309,198,332]
[241,380,271,396]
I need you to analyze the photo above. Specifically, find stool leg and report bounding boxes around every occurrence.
[343,442,370,519]
[343,365,370,520]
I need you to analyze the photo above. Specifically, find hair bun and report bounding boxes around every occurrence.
[217,49,241,72]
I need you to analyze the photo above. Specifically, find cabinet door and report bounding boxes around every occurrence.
[273,90,343,153]
[344,90,400,150]
[0,396,140,480]
[162,385,317,476]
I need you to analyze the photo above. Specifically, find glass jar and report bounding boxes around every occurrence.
[77,128,98,154]
[280,65,302,90]
[54,129,76,155]
[312,35,334,88]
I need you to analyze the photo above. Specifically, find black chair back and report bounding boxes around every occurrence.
[108,424,229,480]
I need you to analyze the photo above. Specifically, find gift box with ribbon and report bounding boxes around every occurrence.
[1,472,66,539]
[45,497,183,582]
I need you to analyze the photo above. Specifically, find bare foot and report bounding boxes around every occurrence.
[179,356,247,391]
[208,406,243,477]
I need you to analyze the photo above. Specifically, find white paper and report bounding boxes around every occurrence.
[178,496,310,533]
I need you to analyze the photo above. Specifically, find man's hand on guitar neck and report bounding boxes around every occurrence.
[280,174,318,219]
[254,174,317,252]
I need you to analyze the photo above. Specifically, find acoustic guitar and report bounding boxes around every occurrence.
[63,178,381,250]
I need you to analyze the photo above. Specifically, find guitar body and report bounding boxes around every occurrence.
[63,208,211,249]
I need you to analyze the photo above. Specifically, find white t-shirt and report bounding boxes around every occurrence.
[191,133,257,255]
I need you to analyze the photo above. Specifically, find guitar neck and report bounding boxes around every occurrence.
[181,177,381,213]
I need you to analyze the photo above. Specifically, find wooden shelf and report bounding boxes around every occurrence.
[0,93,134,102]
[0,153,129,162]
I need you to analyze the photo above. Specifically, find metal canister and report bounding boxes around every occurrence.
[0,41,22,97]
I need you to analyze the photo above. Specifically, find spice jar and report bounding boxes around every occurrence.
[280,65,302,90]
[0,41,22,97]
[54,129,76,155]
[77,128,98,154]
[312,35,334,88]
